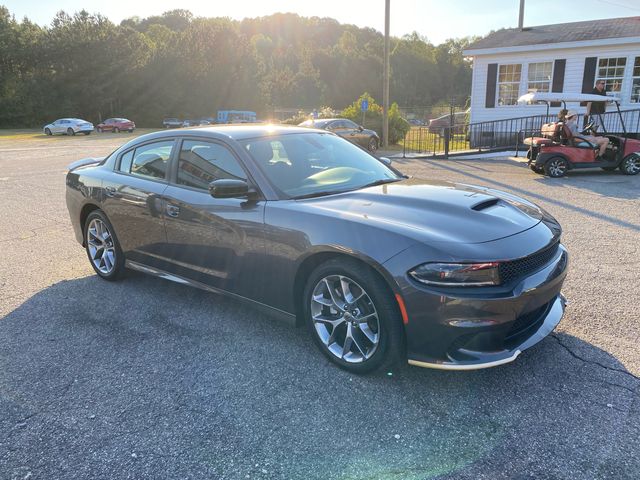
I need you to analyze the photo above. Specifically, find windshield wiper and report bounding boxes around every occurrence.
[359,178,403,189]
[292,189,349,200]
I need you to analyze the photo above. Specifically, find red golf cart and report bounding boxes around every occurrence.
[519,92,640,178]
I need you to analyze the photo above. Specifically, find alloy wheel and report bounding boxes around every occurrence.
[86,218,116,275]
[547,158,567,177]
[368,138,378,153]
[623,155,640,175]
[310,274,380,363]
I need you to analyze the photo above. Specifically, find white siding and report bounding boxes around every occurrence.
[468,43,640,124]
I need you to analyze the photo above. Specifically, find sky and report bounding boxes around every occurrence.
[3,0,640,44]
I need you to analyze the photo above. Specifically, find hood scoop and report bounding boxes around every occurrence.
[471,198,501,211]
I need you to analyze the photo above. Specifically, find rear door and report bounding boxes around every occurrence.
[161,138,266,298]
[101,139,176,266]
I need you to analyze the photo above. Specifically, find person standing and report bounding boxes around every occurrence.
[586,80,608,130]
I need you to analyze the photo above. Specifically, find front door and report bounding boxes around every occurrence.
[101,139,176,266]
[161,138,266,298]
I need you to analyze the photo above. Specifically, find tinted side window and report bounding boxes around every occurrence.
[119,141,173,180]
[177,140,247,190]
[119,150,134,173]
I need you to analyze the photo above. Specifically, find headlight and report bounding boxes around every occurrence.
[409,262,500,287]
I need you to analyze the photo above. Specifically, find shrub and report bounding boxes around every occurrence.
[341,93,410,144]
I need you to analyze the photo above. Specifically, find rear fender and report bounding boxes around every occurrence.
[535,152,571,169]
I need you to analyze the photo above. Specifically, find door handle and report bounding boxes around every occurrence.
[166,204,180,217]
[105,186,116,197]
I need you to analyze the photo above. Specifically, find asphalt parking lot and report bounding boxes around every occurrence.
[1,131,639,480]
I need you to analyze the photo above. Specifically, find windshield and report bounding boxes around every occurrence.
[241,132,400,199]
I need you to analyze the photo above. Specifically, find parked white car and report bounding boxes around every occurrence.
[43,118,94,136]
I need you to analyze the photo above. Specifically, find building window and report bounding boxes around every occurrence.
[527,62,553,93]
[497,64,522,106]
[597,57,626,94]
[631,57,640,103]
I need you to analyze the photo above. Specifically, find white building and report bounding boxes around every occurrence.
[463,16,640,125]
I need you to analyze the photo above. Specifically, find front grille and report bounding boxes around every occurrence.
[499,240,560,285]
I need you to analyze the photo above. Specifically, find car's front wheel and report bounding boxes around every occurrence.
[544,157,568,178]
[84,210,125,281]
[113,127,120,133]
[367,137,378,153]
[44,128,52,136]
[620,153,640,175]
[303,258,403,373]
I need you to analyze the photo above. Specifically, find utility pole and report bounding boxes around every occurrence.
[518,0,525,30]
[383,0,390,148]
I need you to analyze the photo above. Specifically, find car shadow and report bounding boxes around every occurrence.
[1,274,638,479]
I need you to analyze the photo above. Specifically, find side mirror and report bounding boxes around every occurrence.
[379,156,392,166]
[358,125,364,132]
[209,179,250,198]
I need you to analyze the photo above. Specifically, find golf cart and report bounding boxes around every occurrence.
[519,92,640,178]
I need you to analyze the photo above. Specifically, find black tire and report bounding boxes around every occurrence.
[67,127,75,136]
[128,129,134,133]
[544,157,569,178]
[84,210,125,281]
[619,154,640,175]
[302,258,404,374]
[113,127,120,133]
[44,128,51,136]
[367,137,378,153]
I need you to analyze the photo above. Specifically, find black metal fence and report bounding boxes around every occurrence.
[402,108,640,158]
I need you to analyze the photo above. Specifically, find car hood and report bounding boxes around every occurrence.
[300,178,544,244]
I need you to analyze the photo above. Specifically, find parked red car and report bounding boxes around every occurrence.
[96,118,135,133]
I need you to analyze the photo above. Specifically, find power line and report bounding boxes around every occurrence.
[596,0,640,11]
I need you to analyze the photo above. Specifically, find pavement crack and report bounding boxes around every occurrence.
[551,334,640,383]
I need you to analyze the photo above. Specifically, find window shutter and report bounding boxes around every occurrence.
[581,57,597,106]
[550,59,566,107]
[485,63,498,108]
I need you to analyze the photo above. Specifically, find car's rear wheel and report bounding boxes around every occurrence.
[367,137,378,153]
[84,210,125,281]
[303,258,403,374]
[113,127,120,133]
[44,128,51,136]
[620,153,640,175]
[544,157,568,178]
[97,127,102,133]
[67,127,75,136]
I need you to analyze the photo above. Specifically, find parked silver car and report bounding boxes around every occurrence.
[43,118,94,136]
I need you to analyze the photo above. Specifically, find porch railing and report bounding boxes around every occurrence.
[402,108,640,158]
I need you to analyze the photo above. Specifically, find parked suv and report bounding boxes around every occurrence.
[428,109,470,136]
[163,118,182,129]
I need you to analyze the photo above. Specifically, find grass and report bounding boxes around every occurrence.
[400,127,471,154]
[0,128,159,141]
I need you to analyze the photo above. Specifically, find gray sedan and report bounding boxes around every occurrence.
[44,118,94,136]
[65,125,567,373]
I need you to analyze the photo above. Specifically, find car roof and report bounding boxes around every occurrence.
[132,124,327,143]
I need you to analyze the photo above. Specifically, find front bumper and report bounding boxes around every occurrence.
[407,294,566,370]
[384,230,568,370]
